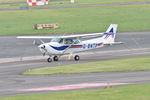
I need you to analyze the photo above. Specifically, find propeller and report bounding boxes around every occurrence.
[40,40,45,44]
[33,39,45,46]
[33,40,47,56]
[39,44,47,56]
[40,45,46,49]
[33,40,40,46]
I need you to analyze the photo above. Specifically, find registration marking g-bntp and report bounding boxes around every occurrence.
[83,43,98,49]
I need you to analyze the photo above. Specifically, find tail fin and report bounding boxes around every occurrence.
[102,24,118,44]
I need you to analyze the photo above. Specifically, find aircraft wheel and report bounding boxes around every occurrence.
[74,55,80,61]
[47,57,52,63]
[53,56,59,61]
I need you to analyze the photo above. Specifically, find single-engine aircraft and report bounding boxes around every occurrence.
[17,24,122,62]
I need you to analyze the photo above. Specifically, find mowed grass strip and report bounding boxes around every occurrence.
[30,0,150,8]
[1,84,150,100]
[24,56,150,75]
[0,4,150,35]
[0,0,149,3]
[0,0,149,6]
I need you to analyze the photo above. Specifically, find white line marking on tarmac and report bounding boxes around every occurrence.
[0,56,46,64]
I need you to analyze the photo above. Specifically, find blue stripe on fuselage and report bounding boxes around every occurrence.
[50,45,69,51]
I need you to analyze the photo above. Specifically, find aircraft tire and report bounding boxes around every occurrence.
[74,55,80,61]
[53,56,59,61]
[47,57,52,63]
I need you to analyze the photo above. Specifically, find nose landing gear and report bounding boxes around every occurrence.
[47,57,52,62]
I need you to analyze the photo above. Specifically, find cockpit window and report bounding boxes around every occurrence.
[51,38,63,43]
[51,38,81,44]
[64,39,73,44]
[73,39,80,44]
[64,38,81,44]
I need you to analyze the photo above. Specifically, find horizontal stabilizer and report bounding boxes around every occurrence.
[104,42,124,45]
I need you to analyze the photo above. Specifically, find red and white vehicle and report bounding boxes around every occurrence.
[27,0,49,6]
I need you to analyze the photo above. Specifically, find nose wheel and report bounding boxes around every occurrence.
[47,57,52,63]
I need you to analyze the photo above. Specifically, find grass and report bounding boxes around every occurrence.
[0,0,149,4]
[0,0,23,3]
[0,84,150,100]
[0,4,150,35]
[1,0,149,10]
[24,56,150,75]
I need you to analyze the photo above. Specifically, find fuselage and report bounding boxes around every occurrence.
[38,24,118,56]
[38,37,104,56]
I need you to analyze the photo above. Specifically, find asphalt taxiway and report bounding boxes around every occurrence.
[0,31,150,97]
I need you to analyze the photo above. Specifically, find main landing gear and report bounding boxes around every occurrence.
[53,56,59,61]
[47,55,80,63]
[47,56,59,63]
[74,55,80,61]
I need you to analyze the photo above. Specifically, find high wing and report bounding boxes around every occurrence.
[17,36,55,39]
[16,32,104,39]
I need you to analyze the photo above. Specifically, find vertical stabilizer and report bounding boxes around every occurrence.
[102,24,118,44]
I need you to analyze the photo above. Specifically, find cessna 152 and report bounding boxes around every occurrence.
[17,24,122,62]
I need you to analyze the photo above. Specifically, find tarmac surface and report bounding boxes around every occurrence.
[0,31,150,97]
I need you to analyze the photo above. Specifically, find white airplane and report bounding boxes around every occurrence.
[17,24,122,62]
